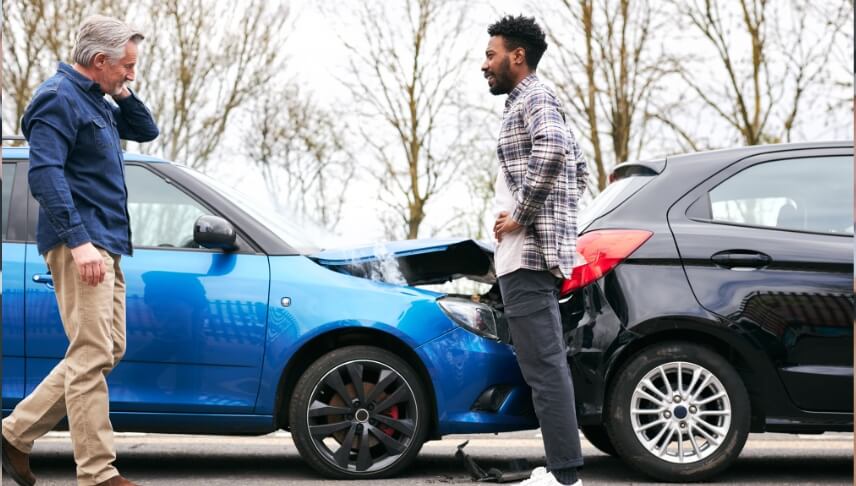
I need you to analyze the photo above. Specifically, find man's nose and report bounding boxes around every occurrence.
[481,60,488,71]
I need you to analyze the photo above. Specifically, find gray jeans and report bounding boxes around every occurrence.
[499,268,584,470]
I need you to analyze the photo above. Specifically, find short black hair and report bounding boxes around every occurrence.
[487,15,548,70]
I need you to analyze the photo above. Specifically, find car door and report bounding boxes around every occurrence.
[667,147,854,412]
[25,162,271,414]
[2,160,28,411]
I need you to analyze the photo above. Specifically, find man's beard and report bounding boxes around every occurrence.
[487,57,513,95]
[110,81,128,96]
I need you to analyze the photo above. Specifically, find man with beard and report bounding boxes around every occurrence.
[481,15,587,486]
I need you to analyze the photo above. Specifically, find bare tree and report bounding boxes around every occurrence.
[247,86,356,229]
[453,140,499,241]
[138,0,290,169]
[829,1,854,111]
[672,0,852,146]
[540,0,674,192]
[3,0,293,172]
[335,0,476,239]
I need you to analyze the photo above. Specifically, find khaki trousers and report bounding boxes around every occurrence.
[2,245,126,485]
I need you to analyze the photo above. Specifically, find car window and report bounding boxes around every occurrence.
[2,163,16,239]
[578,173,656,231]
[126,165,209,248]
[706,156,852,235]
[176,165,334,252]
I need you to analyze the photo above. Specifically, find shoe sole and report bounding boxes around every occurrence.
[1,445,34,486]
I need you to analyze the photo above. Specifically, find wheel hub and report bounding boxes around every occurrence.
[673,405,688,419]
[355,408,370,423]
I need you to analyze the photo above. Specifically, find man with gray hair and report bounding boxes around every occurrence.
[1,14,158,486]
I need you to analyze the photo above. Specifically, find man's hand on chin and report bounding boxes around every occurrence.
[112,85,131,101]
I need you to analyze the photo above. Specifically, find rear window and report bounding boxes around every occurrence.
[579,172,657,231]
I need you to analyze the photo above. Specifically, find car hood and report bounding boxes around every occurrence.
[310,238,496,285]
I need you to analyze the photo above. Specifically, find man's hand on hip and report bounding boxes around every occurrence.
[70,242,107,286]
[494,211,523,242]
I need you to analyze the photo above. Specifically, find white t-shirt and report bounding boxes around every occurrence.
[493,170,526,277]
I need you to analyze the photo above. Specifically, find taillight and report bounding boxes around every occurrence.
[559,229,653,296]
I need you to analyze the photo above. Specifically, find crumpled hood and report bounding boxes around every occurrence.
[310,238,496,285]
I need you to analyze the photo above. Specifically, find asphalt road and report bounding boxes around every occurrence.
[4,431,852,485]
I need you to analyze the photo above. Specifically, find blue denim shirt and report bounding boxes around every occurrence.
[23,63,159,256]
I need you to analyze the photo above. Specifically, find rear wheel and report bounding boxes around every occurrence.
[605,342,750,482]
[581,424,618,456]
[289,346,428,479]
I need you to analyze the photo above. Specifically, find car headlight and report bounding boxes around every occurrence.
[438,297,499,340]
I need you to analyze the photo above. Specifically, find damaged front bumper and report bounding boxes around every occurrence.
[416,326,537,435]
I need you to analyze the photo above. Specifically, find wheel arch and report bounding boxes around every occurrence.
[603,323,771,431]
[273,327,439,437]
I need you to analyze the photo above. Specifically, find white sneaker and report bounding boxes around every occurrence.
[516,467,583,486]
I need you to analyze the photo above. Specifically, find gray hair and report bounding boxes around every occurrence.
[72,15,144,66]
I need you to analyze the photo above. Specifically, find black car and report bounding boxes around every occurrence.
[558,141,853,482]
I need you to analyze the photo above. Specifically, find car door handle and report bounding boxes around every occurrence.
[711,251,771,270]
[32,274,55,288]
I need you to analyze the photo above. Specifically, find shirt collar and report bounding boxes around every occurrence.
[57,62,103,95]
[505,73,538,109]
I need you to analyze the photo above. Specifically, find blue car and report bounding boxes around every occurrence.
[1,145,537,479]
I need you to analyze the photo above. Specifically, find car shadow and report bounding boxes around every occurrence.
[14,445,853,485]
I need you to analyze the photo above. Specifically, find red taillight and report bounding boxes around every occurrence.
[559,229,653,296]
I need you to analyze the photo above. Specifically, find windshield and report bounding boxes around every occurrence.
[178,166,342,253]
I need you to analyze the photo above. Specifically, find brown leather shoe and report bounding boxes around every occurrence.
[1,435,36,486]
[95,475,140,486]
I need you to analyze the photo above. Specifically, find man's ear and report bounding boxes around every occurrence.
[93,53,108,68]
[513,47,526,65]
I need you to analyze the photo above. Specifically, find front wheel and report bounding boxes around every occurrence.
[289,346,429,479]
[605,342,750,482]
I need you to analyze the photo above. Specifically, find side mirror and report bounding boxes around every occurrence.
[194,215,237,251]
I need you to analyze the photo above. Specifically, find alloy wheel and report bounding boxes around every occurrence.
[629,361,732,464]
[306,359,418,474]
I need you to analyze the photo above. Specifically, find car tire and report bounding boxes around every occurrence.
[581,424,618,456]
[605,341,750,482]
[289,345,429,479]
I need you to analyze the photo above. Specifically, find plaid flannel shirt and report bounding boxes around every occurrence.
[497,74,588,278]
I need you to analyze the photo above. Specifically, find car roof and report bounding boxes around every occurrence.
[666,140,853,165]
[2,146,171,164]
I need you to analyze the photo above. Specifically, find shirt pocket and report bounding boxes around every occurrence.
[90,116,112,149]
